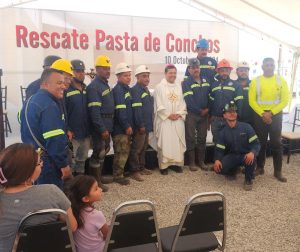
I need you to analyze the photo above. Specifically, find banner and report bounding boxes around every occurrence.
[0,8,238,107]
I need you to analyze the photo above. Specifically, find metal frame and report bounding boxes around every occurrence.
[13,208,76,252]
[170,192,226,252]
[104,200,162,252]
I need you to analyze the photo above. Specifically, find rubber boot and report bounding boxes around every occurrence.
[187,150,198,171]
[90,167,109,191]
[273,150,287,182]
[196,147,210,171]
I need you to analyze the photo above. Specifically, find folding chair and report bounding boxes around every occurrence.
[13,208,76,252]
[160,192,226,252]
[20,85,27,104]
[282,106,300,163]
[104,200,162,252]
[1,86,11,137]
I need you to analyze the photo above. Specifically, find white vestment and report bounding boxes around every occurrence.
[154,78,187,169]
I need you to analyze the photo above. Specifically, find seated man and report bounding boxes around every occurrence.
[213,101,261,190]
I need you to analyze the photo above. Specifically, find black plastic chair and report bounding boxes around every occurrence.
[104,200,162,252]
[13,208,76,252]
[282,106,300,163]
[159,192,226,252]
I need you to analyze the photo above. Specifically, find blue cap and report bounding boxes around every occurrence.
[196,39,209,49]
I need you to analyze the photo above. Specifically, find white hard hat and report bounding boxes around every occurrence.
[115,62,132,75]
[135,65,150,76]
[237,61,250,69]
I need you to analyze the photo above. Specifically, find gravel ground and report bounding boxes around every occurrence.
[95,154,300,252]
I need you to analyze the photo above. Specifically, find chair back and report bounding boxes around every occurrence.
[20,86,27,105]
[1,86,7,110]
[104,200,162,252]
[292,107,300,132]
[171,192,226,252]
[13,208,76,252]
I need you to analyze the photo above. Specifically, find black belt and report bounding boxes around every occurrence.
[101,113,114,119]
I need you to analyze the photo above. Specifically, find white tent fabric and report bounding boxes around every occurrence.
[188,0,300,49]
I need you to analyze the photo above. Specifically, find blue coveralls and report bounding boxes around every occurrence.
[214,121,261,181]
[87,76,115,169]
[182,76,210,162]
[20,89,69,188]
[128,83,154,171]
[209,78,244,143]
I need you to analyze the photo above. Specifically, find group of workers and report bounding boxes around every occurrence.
[20,38,290,191]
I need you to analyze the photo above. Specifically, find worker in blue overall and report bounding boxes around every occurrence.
[20,68,72,188]
[213,101,261,191]
[87,55,115,192]
[128,65,154,181]
[65,59,90,175]
[209,59,243,144]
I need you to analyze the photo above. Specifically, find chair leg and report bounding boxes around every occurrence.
[4,116,8,138]
[6,115,12,133]
[287,140,291,164]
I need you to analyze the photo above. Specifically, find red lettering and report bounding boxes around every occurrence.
[80,34,89,49]
[214,40,220,53]
[29,31,39,48]
[16,25,28,47]
[71,29,79,49]
[61,33,71,49]
[51,32,60,49]
[106,35,114,50]
[40,32,50,48]
[175,38,182,52]
[166,33,174,52]
[191,39,197,53]
[153,37,160,52]
[95,29,105,50]
[131,36,138,51]
[115,35,123,51]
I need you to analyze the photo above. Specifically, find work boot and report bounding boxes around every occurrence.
[199,162,210,171]
[130,171,144,182]
[140,168,152,175]
[244,179,253,191]
[114,176,130,185]
[90,167,109,192]
[101,175,114,184]
[187,150,198,171]
[254,167,264,176]
[160,169,168,175]
[171,166,183,173]
[274,171,287,183]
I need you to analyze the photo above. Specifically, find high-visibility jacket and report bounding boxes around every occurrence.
[65,81,89,139]
[248,74,290,116]
[112,82,133,136]
[86,76,115,134]
[182,76,210,114]
[131,83,154,132]
[209,78,243,117]
[184,56,217,84]
[214,121,260,161]
[20,89,69,172]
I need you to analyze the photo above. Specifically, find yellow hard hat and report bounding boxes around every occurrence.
[51,59,73,76]
[95,55,112,67]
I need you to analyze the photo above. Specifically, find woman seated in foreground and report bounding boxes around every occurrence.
[0,143,77,252]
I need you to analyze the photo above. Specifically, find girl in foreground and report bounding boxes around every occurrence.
[67,175,108,252]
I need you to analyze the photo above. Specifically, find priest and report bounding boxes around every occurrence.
[154,64,187,175]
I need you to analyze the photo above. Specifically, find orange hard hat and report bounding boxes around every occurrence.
[217,59,233,70]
